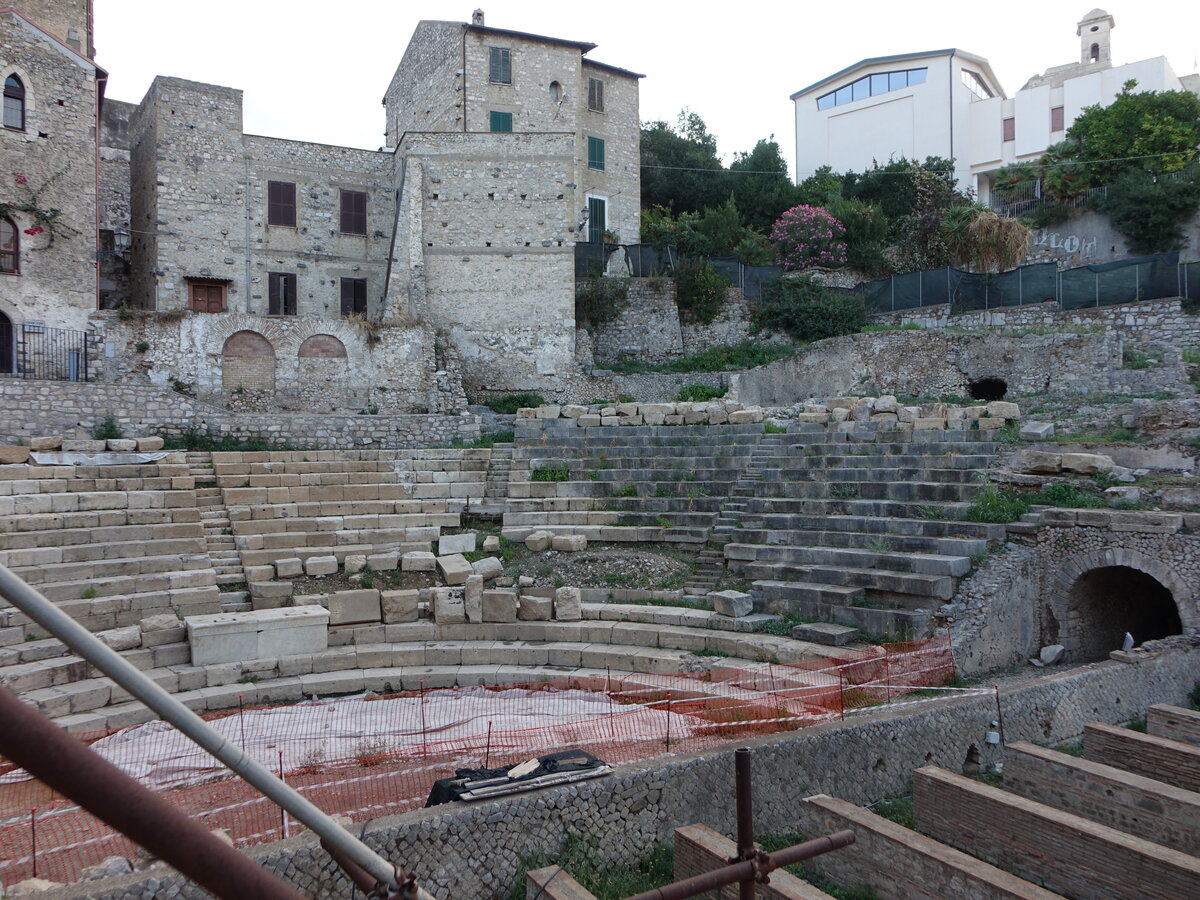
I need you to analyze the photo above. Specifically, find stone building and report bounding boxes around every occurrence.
[1,2,645,400]
[0,1,103,367]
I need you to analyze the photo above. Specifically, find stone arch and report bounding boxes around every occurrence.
[297,334,347,358]
[1047,549,1191,662]
[221,330,275,392]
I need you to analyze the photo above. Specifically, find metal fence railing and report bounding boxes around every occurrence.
[0,324,91,382]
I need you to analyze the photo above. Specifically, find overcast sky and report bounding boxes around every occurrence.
[95,1,1199,178]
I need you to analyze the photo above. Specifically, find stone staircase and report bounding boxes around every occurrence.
[188,452,248,609]
[484,442,514,502]
[724,427,1005,638]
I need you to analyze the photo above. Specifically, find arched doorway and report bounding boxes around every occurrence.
[0,311,14,375]
[1066,566,1182,661]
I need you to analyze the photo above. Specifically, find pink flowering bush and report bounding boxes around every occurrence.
[770,205,848,271]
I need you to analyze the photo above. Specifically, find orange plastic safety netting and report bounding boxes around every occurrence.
[0,632,955,886]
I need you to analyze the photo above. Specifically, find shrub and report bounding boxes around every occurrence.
[1103,163,1200,254]
[770,204,848,271]
[674,258,728,324]
[605,342,794,375]
[91,415,123,441]
[965,485,1030,523]
[828,198,889,275]
[754,275,867,343]
[575,275,629,330]
[485,393,544,414]
[675,384,726,402]
[614,484,638,497]
[530,464,569,482]
[763,422,788,434]
[134,341,150,353]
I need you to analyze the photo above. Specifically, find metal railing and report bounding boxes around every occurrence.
[0,324,91,382]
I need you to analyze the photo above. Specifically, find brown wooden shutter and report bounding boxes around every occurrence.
[340,278,353,316]
[268,181,297,227]
[340,191,367,234]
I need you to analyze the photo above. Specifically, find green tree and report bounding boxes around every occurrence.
[727,138,799,232]
[1103,163,1200,253]
[841,156,957,238]
[640,110,728,215]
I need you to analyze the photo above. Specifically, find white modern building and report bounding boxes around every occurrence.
[790,9,1198,204]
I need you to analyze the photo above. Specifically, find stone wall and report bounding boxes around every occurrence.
[589,278,682,362]
[727,330,1165,407]
[51,647,1200,899]
[0,9,100,333]
[98,99,133,309]
[870,296,1200,347]
[0,380,479,449]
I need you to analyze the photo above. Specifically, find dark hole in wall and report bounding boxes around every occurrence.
[1067,566,1182,662]
[968,377,1008,401]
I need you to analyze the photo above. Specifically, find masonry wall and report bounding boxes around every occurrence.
[0,379,479,448]
[97,98,133,308]
[0,10,98,332]
[8,1,91,55]
[383,20,462,144]
[577,62,640,245]
[52,647,1200,899]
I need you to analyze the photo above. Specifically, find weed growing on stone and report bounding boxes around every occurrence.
[1188,681,1200,710]
[654,486,670,497]
[605,341,794,376]
[614,484,638,498]
[507,835,673,900]
[82,586,97,600]
[914,504,944,519]
[482,392,544,414]
[758,833,880,900]
[1048,427,1142,443]
[993,422,1022,444]
[965,485,1030,523]
[530,464,570,482]
[871,795,915,830]
[829,485,859,499]
[90,415,124,441]
[763,421,788,434]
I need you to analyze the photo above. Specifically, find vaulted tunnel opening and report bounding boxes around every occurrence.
[1067,566,1182,661]
[967,377,1008,401]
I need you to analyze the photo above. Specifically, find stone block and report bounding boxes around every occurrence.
[106,439,137,452]
[98,625,142,652]
[432,588,466,624]
[62,440,107,453]
[472,556,504,581]
[728,409,764,424]
[402,551,436,572]
[913,418,946,431]
[28,435,63,451]
[482,589,518,622]
[976,417,1005,430]
[140,613,180,634]
[518,595,552,621]
[1061,452,1114,475]
[366,552,399,572]
[791,622,858,646]
[561,405,589,418]
[136,437,165,452]
[305,556,338,576]
[275,558,303,578]
[987,401,1021,419]
[551,534,587,552]
[1019,450,1062,474]
[438,532,477,555]
[1039,644,1065,665]
[482,535,500,552]
[578,415,601,427]
[534,405,562,419]
[343,554,368,574]
[873,395,898,413]
[328,590,381,626]
[554,586,582,621]
[437,554,472,585]
[525,530,552,551]
[244,565,275,583]
[1019,422,1054,441]
[616,403,639,417]
[381,590,419,624]
[464,574,484,624]
[249,581,293,601]
[0,445,30,464]
[188,607,329,665]
[709,590,753,618]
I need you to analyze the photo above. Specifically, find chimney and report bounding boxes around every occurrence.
[471,9,485,26]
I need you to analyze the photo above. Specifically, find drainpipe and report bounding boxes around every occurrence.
[947,56,955,186]
[0,564,404,894]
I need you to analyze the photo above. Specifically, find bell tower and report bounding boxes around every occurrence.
[1077,8,1115,67]
[12,0,94,57]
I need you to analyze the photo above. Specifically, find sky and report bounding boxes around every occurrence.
[94,1,1200,179]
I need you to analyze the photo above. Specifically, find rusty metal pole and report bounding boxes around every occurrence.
[734,747,755,900]
[622,830,856,900]
[0,686,305,900]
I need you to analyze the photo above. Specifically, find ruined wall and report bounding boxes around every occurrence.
[54,647,1200,899]
[396,131,577,391]
[0,10,98,332]
[589,279,682,362]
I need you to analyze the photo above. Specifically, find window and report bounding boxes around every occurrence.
[961,70,994,100]
[587,137,605,171]
[1051,106,1065,132]
[588,78,604,112]
[339,190,367,235]
[816,68,928,110]
[188,279,226,313]
[340,277,367,316]
[268,272,297,315]
[586,196,606,244]
[0,311,13,375]
[1002,117,1015,142]
[489,111,513,133]
[0,217,17,274]
[488,47,511,84]
[3,75,25,131]
[267,181,296,227]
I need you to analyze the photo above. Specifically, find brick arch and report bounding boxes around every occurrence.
[297,334,347,359]
[221,330,275,391]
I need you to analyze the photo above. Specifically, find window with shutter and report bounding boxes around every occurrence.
[268,272,297,315]
[587,137,605,171]
[340,277,368,317]
[340,190,367,235]
[489,111,513,133]
[267,181,297,227]
[1050,106,1065,132]
[1002,117,1015,142]
[588,78,604,112]
[188,280,227,313]
[587,197,606,244]
[488,47,511,84]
